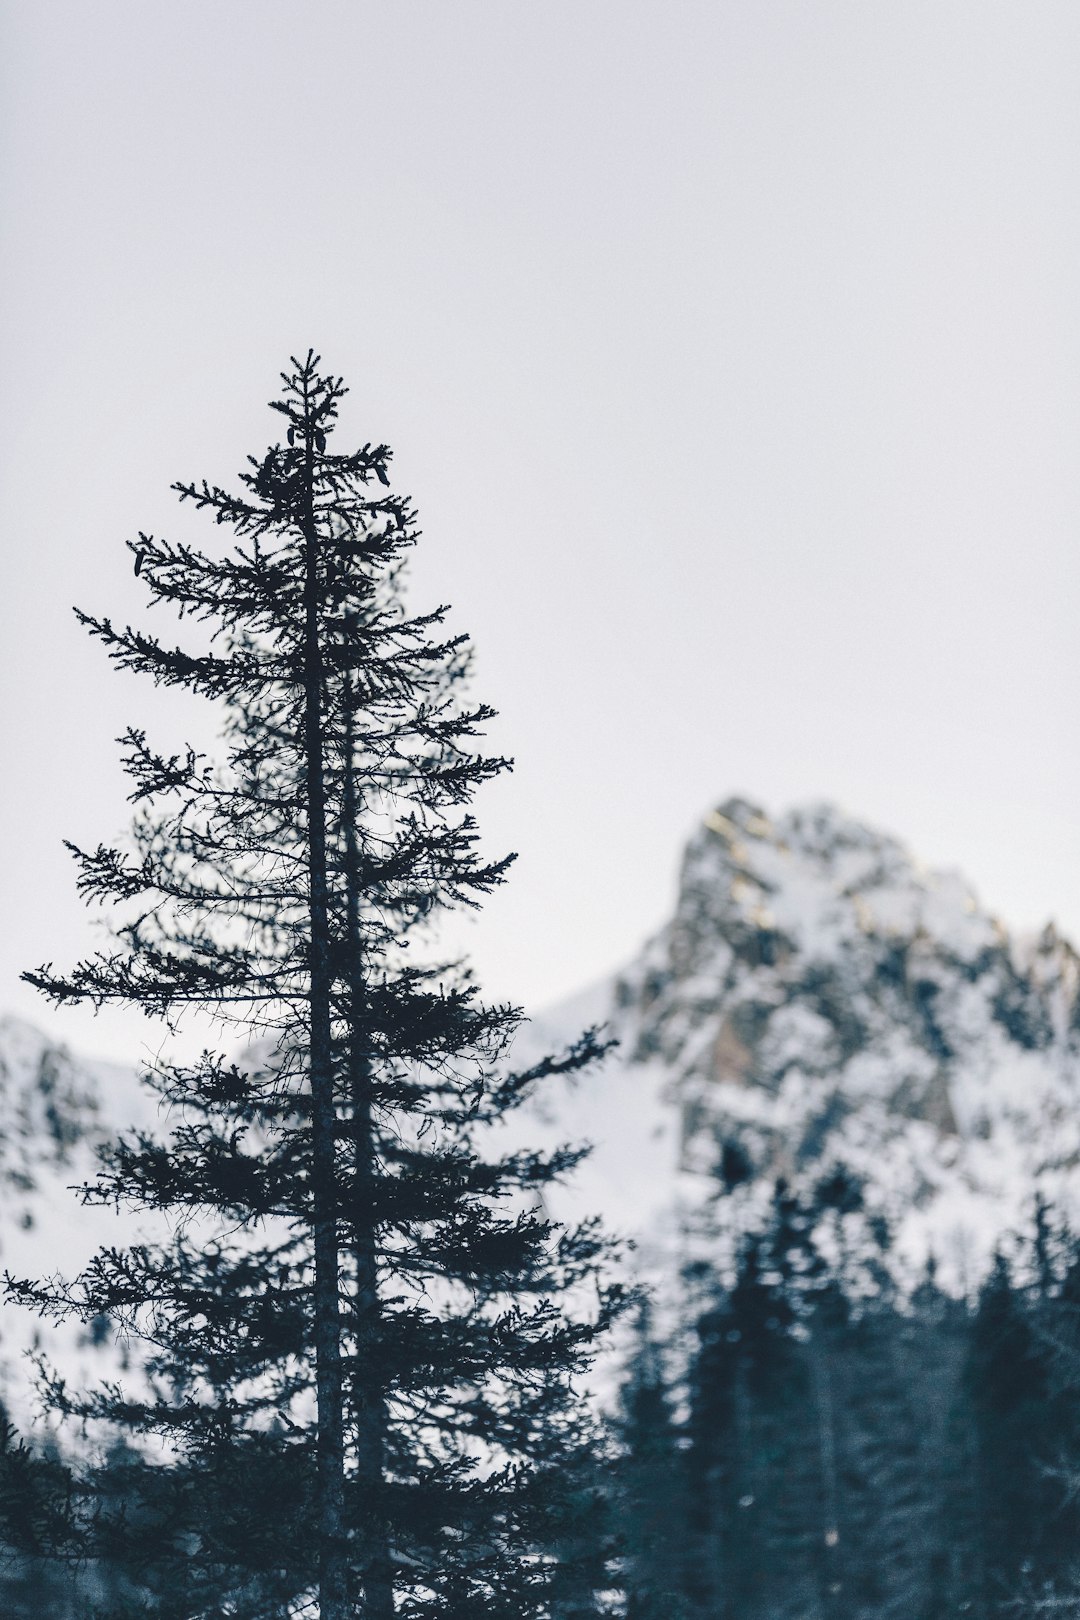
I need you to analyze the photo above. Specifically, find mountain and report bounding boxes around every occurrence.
[4,794,1080,1380]
[521,798,1080,1295]
[0,1016,146,1417]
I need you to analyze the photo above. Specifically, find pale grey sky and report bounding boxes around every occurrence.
[2,3,1080,1063]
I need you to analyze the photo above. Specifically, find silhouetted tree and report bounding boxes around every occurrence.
[8,354,623,1618]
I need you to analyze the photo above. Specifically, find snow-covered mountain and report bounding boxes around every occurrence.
[522,798,1080,1294]
[5,794,1080,1389]
[0,1016,144,1416]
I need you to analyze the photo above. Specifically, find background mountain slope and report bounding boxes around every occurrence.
[0,1016,152,1418]
[521,798,1080,1295]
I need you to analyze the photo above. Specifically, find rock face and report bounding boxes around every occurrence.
[0,1015,106,1212]
[0,1017,142,1414]
[528,799,1080,1293]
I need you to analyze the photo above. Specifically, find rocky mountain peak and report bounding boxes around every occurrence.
[537,800,1080,1292]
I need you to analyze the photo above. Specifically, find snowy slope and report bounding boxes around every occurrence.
[0,1016,148,1420]
[517,799,1080,1295]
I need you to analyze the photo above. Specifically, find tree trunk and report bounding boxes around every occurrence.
[343,664,395,1620]
[302,416,348,1620]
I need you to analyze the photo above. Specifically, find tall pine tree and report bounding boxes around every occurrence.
[9,354,623,1619]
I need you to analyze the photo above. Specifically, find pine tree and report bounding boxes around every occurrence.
[1004,1222,1080,1615]
[684,1206,819,1620]
[681,1181,969,1620]
[615,1305,690,1620]
[965,1253,1054,1606]
[8,354,623,1618]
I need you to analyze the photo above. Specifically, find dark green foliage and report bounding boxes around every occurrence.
[0,1417,79,1615]
[682,1191,829,1620]
[615,1192,1080,1620]
[6,355,623,1618]
[614,1310,690,1620]
[966,1255,1053,1601]
[0,1421,138,1616]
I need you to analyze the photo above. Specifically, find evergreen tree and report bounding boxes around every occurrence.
[824,1284,953,1620]
[619,1193,1080,1620]
[684,1198,819,1620]
[1005,1225,1080,1616]
[678,1183,973,1620]
[0,1418,80,1616]
[614,1306,689,1620]
[965,1253,1055,1607]
[8,354,623,1618]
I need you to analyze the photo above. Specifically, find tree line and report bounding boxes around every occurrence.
[618,1181,1080,1620]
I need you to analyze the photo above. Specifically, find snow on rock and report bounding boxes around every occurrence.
[0,1016,147,1424]
[517,798,1080,1298]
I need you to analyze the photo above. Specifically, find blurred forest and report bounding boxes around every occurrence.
[617,1184,1080,1620]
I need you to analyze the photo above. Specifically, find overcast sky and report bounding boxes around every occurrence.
[2,3,1080,1064]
